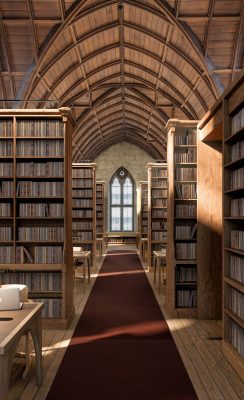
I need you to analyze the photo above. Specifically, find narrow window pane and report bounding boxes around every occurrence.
[111,178,121,205]
[123,207,133,230]
[123,177,133,205]
[111,207,121,231]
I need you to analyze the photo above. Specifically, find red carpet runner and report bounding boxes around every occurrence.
[46,251,198,400]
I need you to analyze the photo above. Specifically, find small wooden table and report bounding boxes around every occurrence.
[153,251,166,292]
[0,302,43,400]
[73,250,91,291]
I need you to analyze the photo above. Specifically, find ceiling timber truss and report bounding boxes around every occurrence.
[0,0,243,160]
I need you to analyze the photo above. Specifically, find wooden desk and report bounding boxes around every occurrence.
[153,251,166,292]
[0,302,43,400]
[73,250,91,291]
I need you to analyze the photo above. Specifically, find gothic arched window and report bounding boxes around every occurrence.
[110,167,134,231]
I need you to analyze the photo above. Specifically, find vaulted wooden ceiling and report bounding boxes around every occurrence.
[0,0,243,160]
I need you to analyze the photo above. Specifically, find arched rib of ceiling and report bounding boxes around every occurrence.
[19,0,222,160]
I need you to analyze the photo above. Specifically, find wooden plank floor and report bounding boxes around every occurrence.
[8,246,244,400]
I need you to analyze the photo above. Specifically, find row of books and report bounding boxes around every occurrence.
[151,182,167,188]
[176,289,197,307]
[16,120,64,137]
[230,198,244,217]
[72,232,93,240]
[96,227,103,233]
[0,120,13,136]
[175,167,197,181]
[228,287,244,319]
[36,298,62,319]
[152,209,167,218]
[152,221,167,230]
[175,184,197,199]
[16,162,64,177]
[231,141,244,162]
[230,167,244,190]
[231,107,244,135]
[175,243,197,259]
[0,227,12,241]
[176,265,197,283]
[72,221,93,229]
[19,203,64,218]
[0,140,13,156]
[229,255,244,283]
[96,191,103,198]
[151,169,167,178]
[72,169,93,178]
[0,271,62,291]
[175,223,197,240]
[0,162,13,176]
[175,204,197,217]
[230,230,244,251]
[16,140,64,157]
[16,181,64,197]
[72,199,93,208]
[174,148,197,163]
[0,181,13,196]
[152,189,167,197]
[72,179,93,188]
[151,232,167,240]
[142,198,148,205]
[152,199,167,207]
[174,130,197,145]
[96,199,103,205]
[142,228,148,233]
[18,246,63,264]
[0,203,11,217]
[0,246,14,263]
[17,227,64,241]
[229,319,244,357]
[96,212,103,218]
[72,189,93,198]
[72,210,93,218]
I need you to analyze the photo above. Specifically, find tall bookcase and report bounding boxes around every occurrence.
[0,108,74,329]
[147,163,167,268]
[96,180,105,248]
[72,163,97,268]
[138,181,148,260]
[222,73,244,376]
[166,120,198,317]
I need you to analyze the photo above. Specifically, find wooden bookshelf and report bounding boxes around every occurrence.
[0,108,74,329]
[166,120,198,317]
[197,102,223,320]
[72,163,97,268]
[147,163,167,268]
[222,72,244,377]
[138,181,148,261]
[96,181,105,252]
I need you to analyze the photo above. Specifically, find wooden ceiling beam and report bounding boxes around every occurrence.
[59,0,66,22]
[230,1,244,82]
[118,2,125,139]
[203,0,215,57]
[178,15,241,22]
[26,0,39,62]
[0,10,15,99]
[175,0,180,19]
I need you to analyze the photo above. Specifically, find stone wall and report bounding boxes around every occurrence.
[94,141,155,232]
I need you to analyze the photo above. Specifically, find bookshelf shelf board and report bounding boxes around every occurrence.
[72,206,93,210]
[224,247,244,256]
[175,238,197,242]
[16,240,64,244]
[0,217,13,220]
[175,198,197,201]
[224,187,244,194]
[151,240,167,244]
[16,176,64,180]
[16,156,64,160]
[224,276,244,293]
[175,282,197,286]
[0,264,66,271]
[16,196,64,199]
[16,217,64,220]
[16,136,64,140]
[224,127,244,144]
[224,217,244,220]
[74,240,93,244]
[175,260,197,265]
[152,206,167,209]
[0,241,14,244]
[72,196,93,199]
[174,180,197,184]
[174,145,197,148]
[29,291,62,298]
[0,156,13,159]
[174,217,197,219]
[224,157,244,169]
[175,162,197,166]
[0,136,13,139]
[224,308,244,329]
[0,176,14,179]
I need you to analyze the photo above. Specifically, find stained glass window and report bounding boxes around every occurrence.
[110,168,134,231]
